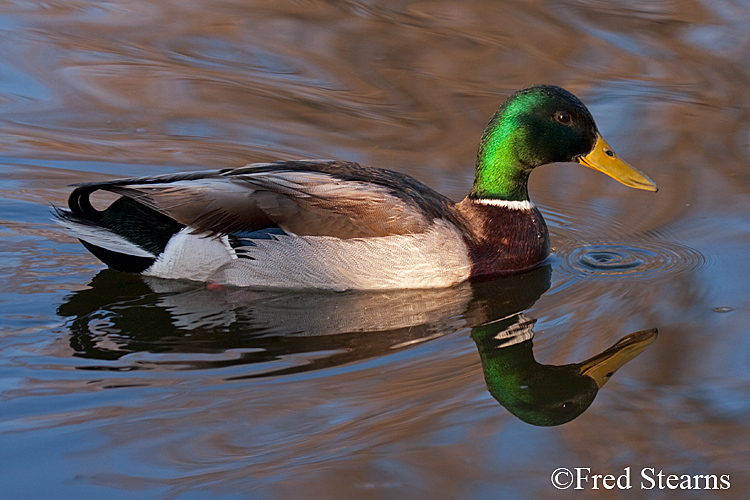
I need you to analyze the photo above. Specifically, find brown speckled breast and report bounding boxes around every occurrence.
[454,199,550,278]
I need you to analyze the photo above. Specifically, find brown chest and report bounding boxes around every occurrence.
[457,202,550,277]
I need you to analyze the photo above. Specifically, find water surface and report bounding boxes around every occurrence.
[2,0,750,498]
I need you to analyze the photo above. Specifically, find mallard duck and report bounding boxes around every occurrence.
[56,85,657,290]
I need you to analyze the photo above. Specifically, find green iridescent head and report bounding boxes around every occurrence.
[470,85,657,201]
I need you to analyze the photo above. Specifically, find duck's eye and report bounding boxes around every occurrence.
[555,111,571,124]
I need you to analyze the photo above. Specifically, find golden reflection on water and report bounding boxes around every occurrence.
[2,0,750,498]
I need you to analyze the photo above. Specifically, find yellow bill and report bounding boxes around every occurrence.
[578,328,658,388]
[576,134,658,192]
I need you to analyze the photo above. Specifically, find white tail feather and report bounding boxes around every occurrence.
[56,219,156,258]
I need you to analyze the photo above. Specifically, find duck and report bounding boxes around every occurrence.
[471,316,658,426]
[56,85,657,290]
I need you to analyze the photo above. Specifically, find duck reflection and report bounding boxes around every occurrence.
[472,315,656,426]
[58,264,656,425]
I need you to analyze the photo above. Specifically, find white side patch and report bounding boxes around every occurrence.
[210,219,472,291]
[56,219,155,258]
[474,199,534,210]
[143,228,235,282]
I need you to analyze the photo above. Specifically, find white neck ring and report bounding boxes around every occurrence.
[473,198,534,210]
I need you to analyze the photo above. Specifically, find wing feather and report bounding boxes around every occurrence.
[67,160,462,239]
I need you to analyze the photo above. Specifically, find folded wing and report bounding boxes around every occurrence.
[67,160,461,239]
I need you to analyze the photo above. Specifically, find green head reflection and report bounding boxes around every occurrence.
[471,316,657,426]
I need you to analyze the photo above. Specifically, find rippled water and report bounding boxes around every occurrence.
[2,0,750,498]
